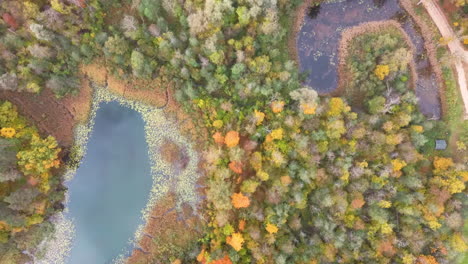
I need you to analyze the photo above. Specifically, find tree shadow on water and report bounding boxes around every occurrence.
[373,0,388,8]
[308,5,321,20]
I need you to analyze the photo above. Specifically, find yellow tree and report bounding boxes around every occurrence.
[374,65,390,80]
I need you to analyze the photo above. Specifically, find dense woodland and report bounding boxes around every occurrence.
[0,101,64,261]
[0,0,467,263]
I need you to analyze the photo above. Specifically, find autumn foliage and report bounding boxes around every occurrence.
[210,255,233,264]
[228,161,242,174]
[231,192,250,208]
[224,131,240,147]
[433,156,454,171]
[416,255,439,264]
[226,232,244,251]
[0,0,466,262]
[270,100,285,113]
[0,100,63,254]
[212,132,224,145]
[2,13,18,29]
[0,127,16,138]
[374,64,390,80]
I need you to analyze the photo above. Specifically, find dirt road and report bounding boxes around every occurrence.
[420,0,468,119]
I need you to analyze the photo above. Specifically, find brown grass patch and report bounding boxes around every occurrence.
[80,60,208,148]
[127,193,204,264]
[0,89,88,148]
[106,73,168,108]
[61,76,93,124]
[160,138,190,175]
[0,63,96,149]
[81,61,168,108]
[80,63,108,87]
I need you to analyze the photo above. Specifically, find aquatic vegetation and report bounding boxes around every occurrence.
[37,87,201,263]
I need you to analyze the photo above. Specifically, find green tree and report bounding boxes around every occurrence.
[139,0,161,22]
[17,135,60,177]
[236,6,250,26]
[4,188,39,212]
[131,50,154,79]
[367,96,386,114]
[248,55,272,74]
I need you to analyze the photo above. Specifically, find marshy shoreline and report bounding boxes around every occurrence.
[37,85,204,263]
[1,62,207,263]
[289,0,447,118]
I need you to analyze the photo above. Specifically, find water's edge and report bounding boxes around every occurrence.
[297,0,441,118]
[35,87,201,264]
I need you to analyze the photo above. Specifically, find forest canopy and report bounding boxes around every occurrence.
[0,0,466,263]
[0,101,64,261]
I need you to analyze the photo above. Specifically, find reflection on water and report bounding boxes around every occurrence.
[66,101,152,264]
[297,0,441,118]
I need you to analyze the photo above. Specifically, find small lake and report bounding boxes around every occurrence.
[65,101,152,263]
[297,0,441,118]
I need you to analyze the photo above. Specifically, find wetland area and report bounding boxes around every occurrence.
[65,102,152,263]
[297,0,442,118]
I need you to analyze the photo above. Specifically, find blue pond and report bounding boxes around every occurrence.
[66,101,152,264]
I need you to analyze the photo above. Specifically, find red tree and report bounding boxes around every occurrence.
[76,0,87,8]
[2,13,18,30]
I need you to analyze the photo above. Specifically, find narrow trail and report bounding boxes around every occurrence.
[420,0,468,119]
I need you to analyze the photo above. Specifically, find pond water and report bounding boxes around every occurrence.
[65,101,152,264]
[297,0,441,118]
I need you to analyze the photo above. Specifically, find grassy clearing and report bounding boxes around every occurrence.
[436,48,468,162]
